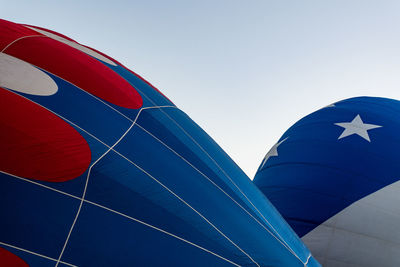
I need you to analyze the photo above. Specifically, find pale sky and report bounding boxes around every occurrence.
[2,0,400,178]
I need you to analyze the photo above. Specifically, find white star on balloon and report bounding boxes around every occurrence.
[334,114,382,142]
[260,137,288,169]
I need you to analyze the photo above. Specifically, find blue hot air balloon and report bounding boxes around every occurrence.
[254,96,400,267]
[0,19,319,267]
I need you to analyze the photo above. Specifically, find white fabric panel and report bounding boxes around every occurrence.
[0,53,57,95]
[302,180,400,267]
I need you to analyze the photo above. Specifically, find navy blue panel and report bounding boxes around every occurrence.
[0,172,80,259]
[61,202,235,267]
[254,96,400,237]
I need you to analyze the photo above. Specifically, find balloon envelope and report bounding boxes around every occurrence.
[254,96,400,267]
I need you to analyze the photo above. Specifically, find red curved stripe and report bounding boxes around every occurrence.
[0,88,91,182]
[3,37,142,109]
[0,19,43,51]
[0,247,29,267]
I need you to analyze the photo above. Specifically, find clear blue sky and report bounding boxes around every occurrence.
[3,0,400,178]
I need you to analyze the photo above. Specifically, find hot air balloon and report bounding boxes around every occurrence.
[254,96,400,267]
[0,19,319,266]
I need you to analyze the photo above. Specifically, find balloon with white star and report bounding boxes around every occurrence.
[254,96,400,267]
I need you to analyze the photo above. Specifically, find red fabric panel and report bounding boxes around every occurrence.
[3,37,143,109]
[0,247,29,267]
[0,19,42,51]
[0,88,91,182]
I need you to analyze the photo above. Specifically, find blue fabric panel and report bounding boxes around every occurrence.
[0,172,80,259]
[61,202,235,267]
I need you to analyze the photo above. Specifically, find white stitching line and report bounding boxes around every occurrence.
[0,170,81,201]
[54,107,143,266]
[135,123,302,253]
[0,241,77,267]
[0,170,239,266]
[1,35,43,53]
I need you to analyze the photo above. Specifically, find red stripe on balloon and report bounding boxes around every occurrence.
[0,88,91,182]
[3,37,143,109]
[0,19,43,51]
